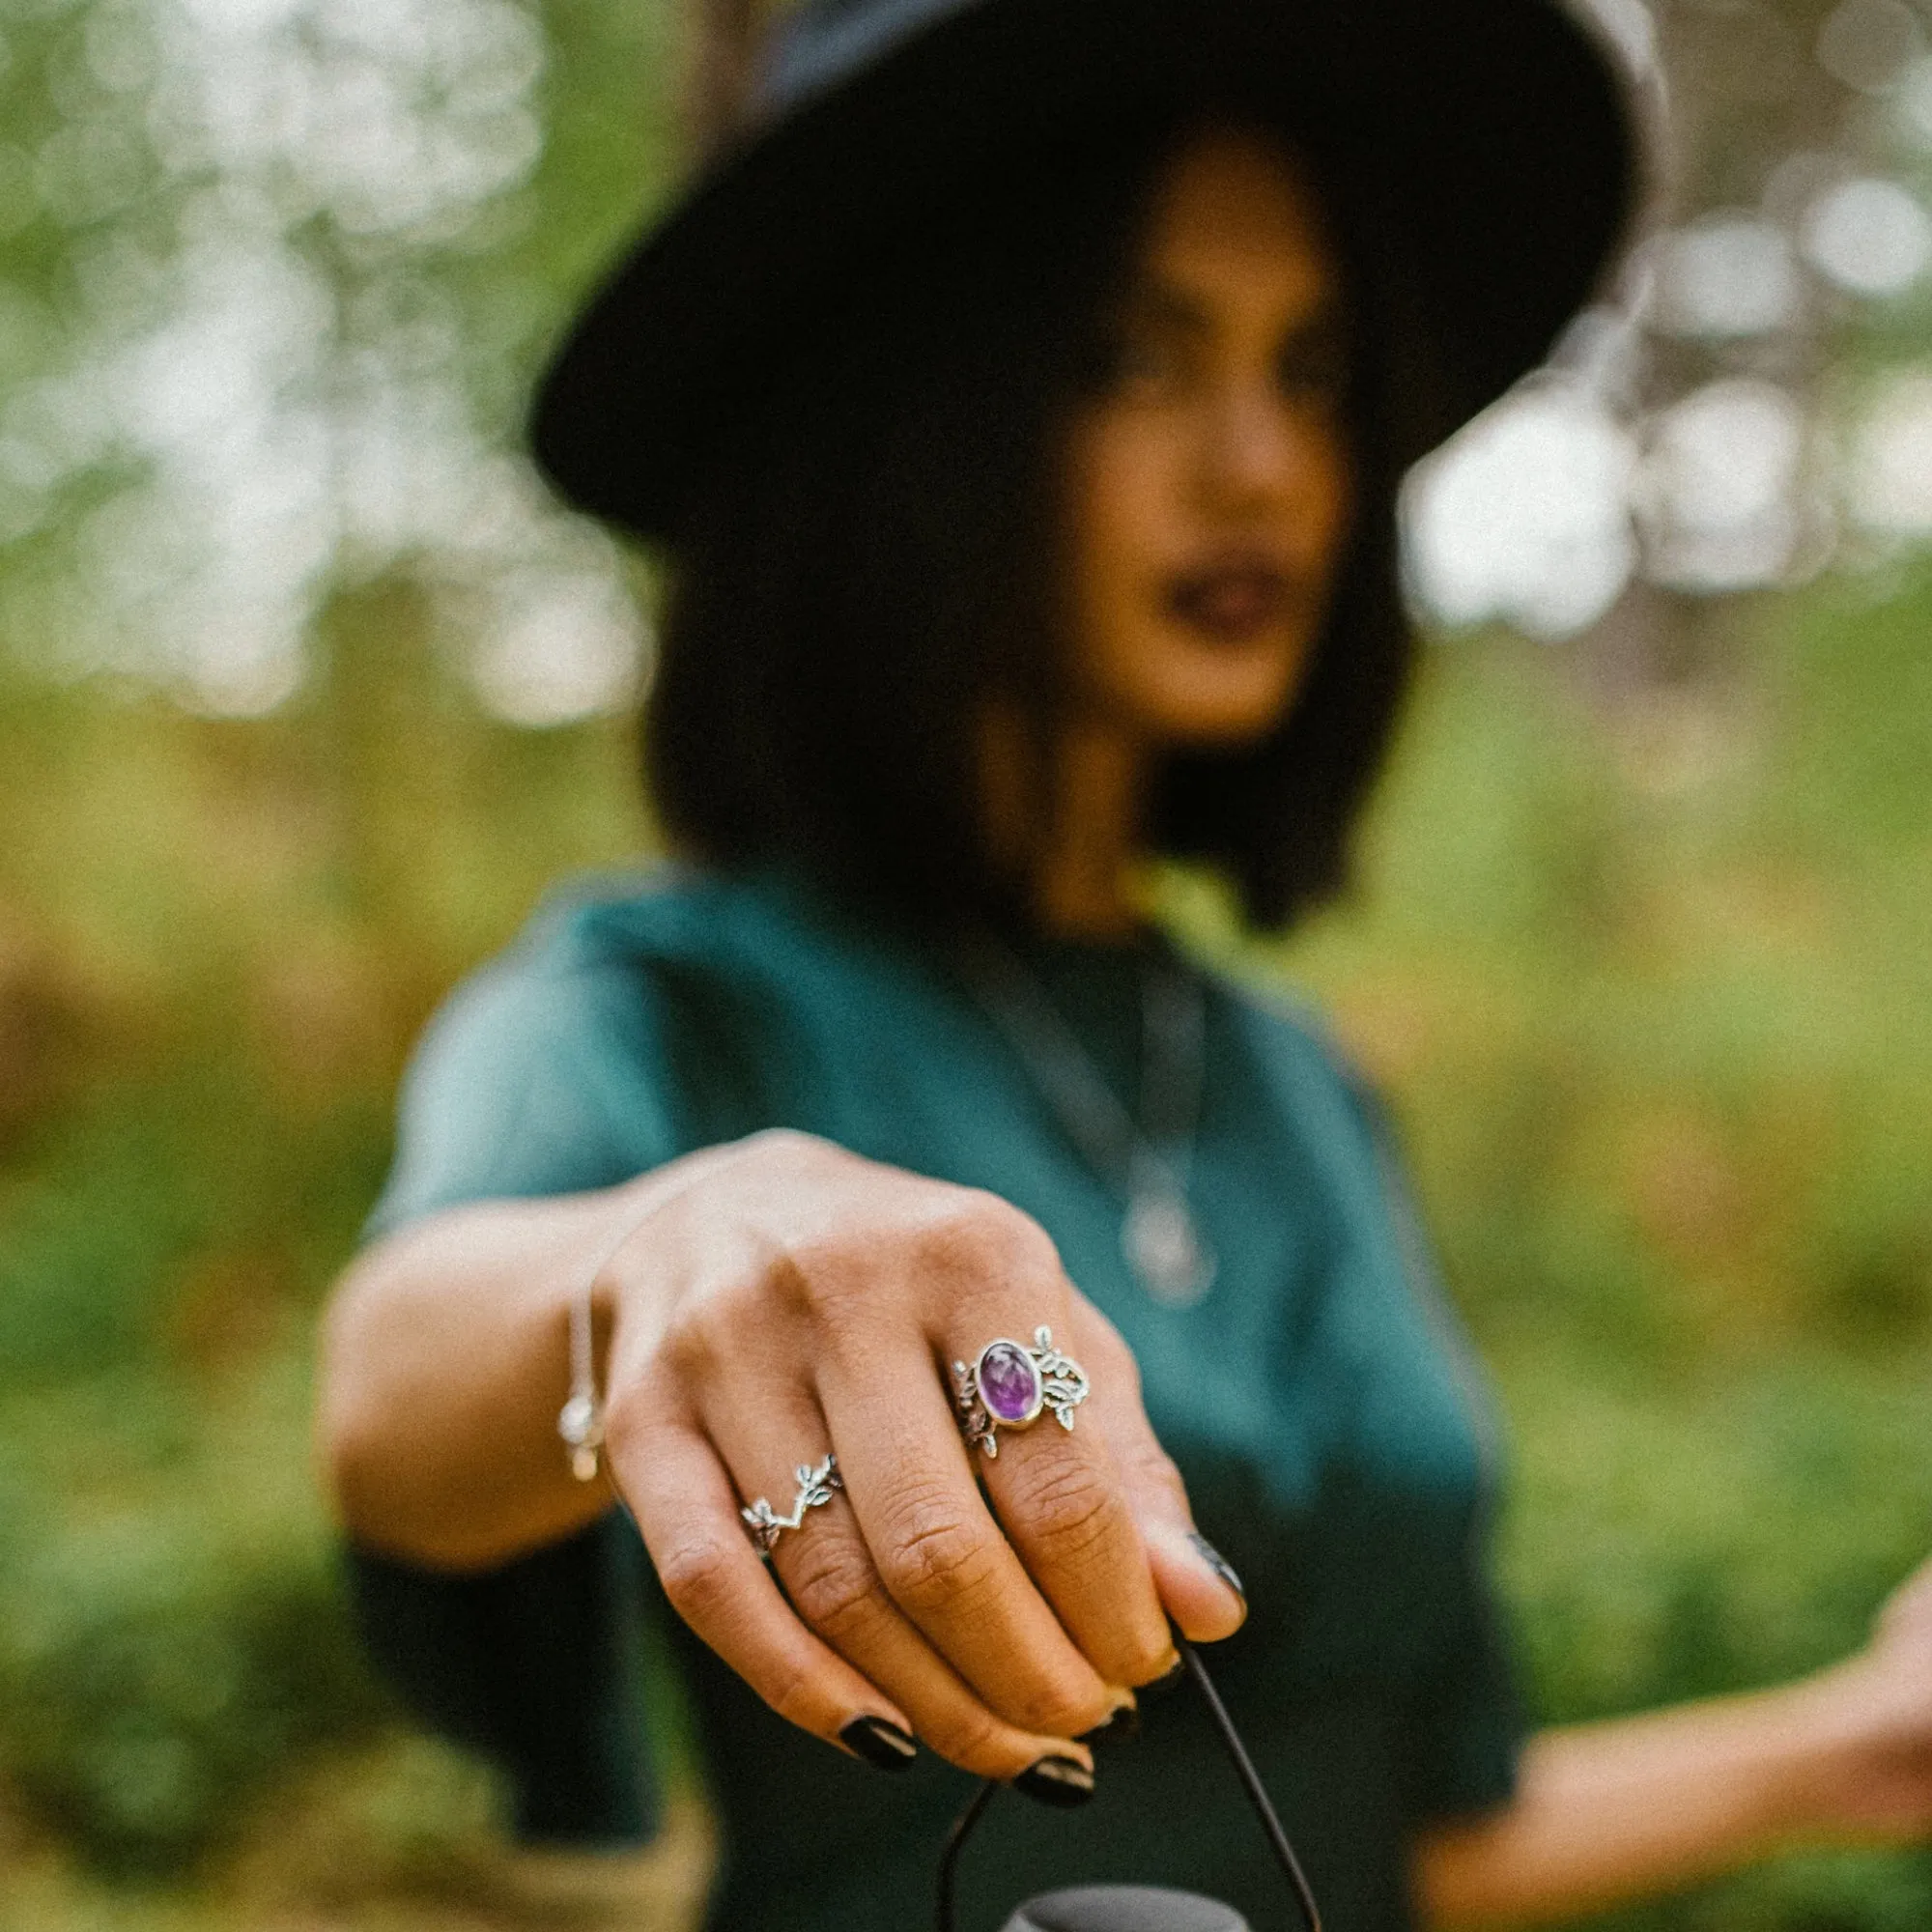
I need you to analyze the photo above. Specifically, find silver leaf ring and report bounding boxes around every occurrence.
[741,1453,843,1558]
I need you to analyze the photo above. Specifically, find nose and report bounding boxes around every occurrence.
[1198,381,1308,514]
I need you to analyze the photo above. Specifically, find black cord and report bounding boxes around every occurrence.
[1176,1631,1323,1932]
[930,1629,1322,1932]
[936,1776,999,1932]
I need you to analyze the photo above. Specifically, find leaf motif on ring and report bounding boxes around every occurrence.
[951,1358,998,1458]
[1030,1325,1092,1431]
[740,1453,842,1557]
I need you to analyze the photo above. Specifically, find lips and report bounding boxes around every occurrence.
[1163,561,1295,645]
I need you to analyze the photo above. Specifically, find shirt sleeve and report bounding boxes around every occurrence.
[1398,1506,1526,1822]
[348,1519,661,1845]
[1296,1022,1528,1825]
[366,931,685,1237]
[350,927,691,1847]
[1347,1063,1528,1824]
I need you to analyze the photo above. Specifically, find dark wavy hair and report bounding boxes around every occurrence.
[645,104,1435,934]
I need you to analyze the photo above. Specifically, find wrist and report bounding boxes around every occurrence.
[1769,1655,1902,1840]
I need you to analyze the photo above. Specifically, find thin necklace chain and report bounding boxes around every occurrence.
[961,936,1218,1306]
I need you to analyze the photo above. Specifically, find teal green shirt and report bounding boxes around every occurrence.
[352,869,1521,1932]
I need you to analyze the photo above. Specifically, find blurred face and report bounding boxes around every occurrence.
[1061,129,1353,749]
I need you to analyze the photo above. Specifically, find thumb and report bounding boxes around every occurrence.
[1141,1515,1247,1643]
[1068,1298,1247,1644]
[1108,1411,1247,1644]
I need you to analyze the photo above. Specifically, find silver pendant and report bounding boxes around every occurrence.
[1123,1187,1217,1308]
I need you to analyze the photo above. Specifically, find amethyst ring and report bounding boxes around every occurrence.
[952,1326,1091,1460]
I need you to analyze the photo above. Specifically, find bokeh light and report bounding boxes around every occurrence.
[1403,384,1638,639]
[1404,0,1932,640]
[1652,213,1802,337]
[1802,174,1932,293]
[0,0,647,723]
[0,0,1929,672]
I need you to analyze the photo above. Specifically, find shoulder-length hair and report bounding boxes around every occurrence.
[644,103,1434,935]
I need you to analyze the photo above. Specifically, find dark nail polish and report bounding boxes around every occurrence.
[840,1716,918,1771]
[1189,1531,1245,1605]
[1013,1755,1096,1808]
[1076,1703,1140,1748]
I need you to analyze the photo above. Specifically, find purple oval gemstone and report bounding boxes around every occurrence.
[977,1341,1042,1426]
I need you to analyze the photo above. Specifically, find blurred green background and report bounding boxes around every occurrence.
[2,0,1931,1926]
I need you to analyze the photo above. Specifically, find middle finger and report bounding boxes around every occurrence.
[815,1332,1124,1740]
[702,1383,1109,1775]
[957,1312,1174,1690]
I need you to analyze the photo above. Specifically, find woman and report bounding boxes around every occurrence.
[317,2,1932,1928]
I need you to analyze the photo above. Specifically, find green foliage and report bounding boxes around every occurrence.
[0,636,645,1885]
[5,575,1930,1922]
[0,1517,382,1878]
[1237,579,1932,1929]
[1,0,1930,1922]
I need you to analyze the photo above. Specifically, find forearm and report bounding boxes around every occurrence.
[1415,1671,1873,1928]
[316,1157,709,1571]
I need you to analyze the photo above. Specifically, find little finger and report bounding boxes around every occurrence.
[614,1409,918,1766]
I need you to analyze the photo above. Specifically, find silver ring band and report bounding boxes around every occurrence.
[741,1453,842,1558]
[952,1326,1091,1460]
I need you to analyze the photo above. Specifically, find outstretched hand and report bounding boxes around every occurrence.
[597,1129,1246,1786]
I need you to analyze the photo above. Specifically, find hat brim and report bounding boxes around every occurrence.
[531,0,1640,543]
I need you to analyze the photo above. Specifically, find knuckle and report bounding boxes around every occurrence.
[766,1218,885,1327]
[783,1538,888,1642]
[776,1247,880,1351]
[925,1191,1060,1285]
[875,1489,1000,1615]
[1007,1458,1123,1567]
[658,1302,726,1382]
[739,1127,842,1190]
[763,1245,824,1319]
[746,1125,817,1162]
[653,1533,739,1627]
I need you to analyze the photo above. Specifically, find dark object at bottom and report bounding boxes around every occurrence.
[939,1633,1320,1932]
[1001,1886,1248,1931]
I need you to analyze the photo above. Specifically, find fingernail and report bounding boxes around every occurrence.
[1189,1532,1245,1605]
[1076,1701,1140,1748]
[1013,1755,1096,1808]
[839,1716,918,1771]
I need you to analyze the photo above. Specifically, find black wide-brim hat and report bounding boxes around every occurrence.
[532,0,1642,545]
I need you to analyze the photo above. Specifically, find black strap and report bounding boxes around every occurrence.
[935,1627,1322,1932]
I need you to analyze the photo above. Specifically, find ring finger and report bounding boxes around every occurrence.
[704,1384,1101,1781]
